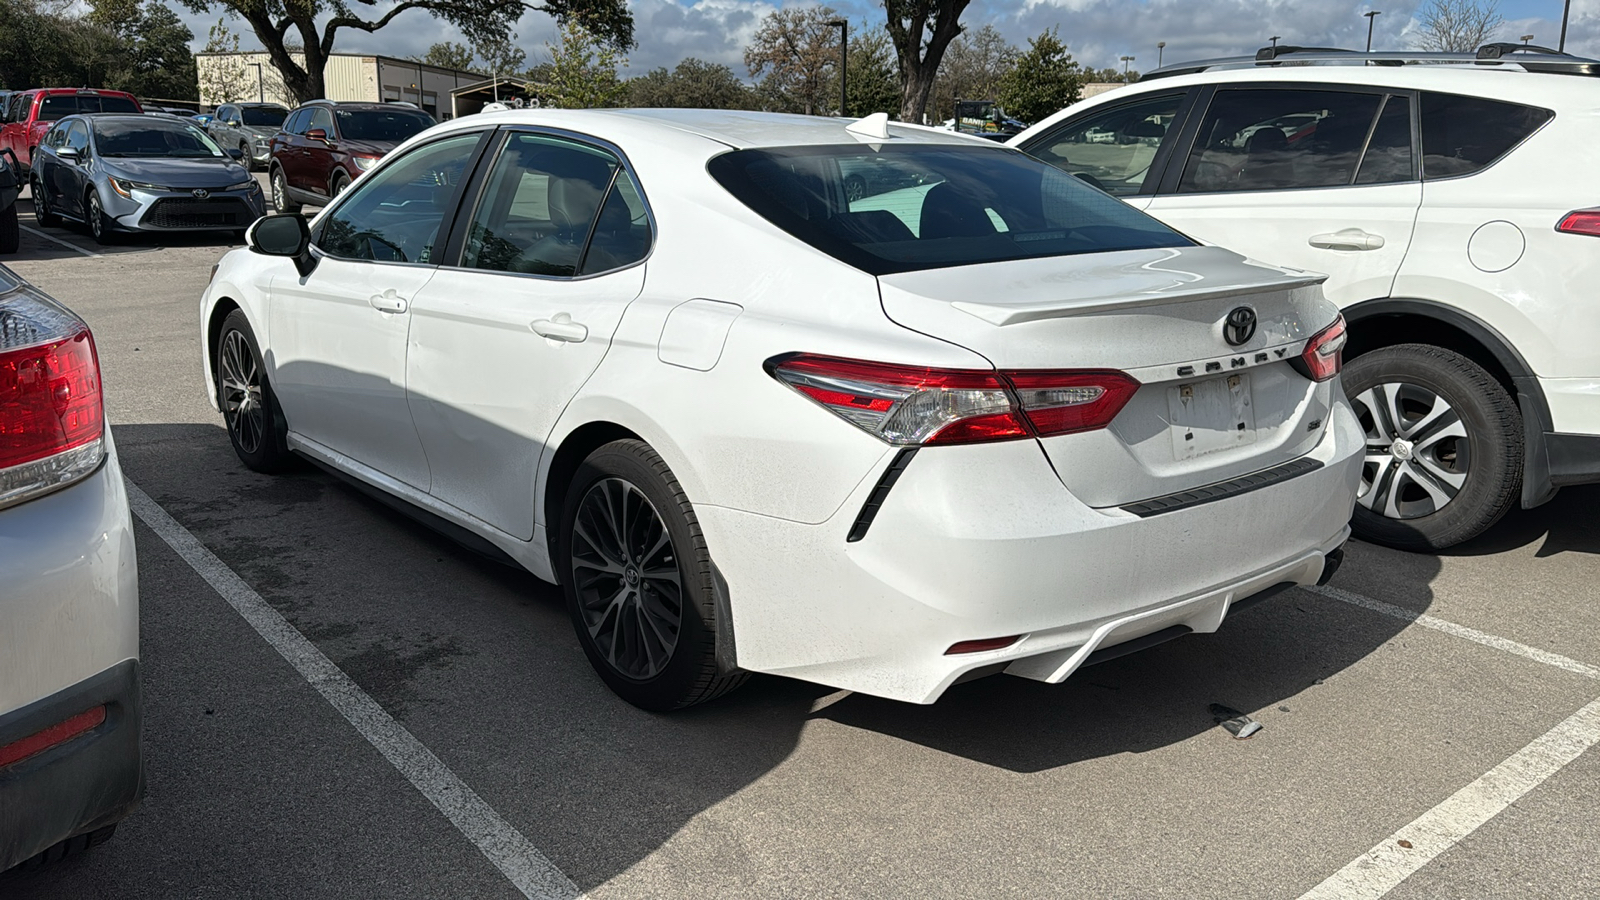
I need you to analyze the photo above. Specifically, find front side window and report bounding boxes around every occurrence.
[217,105,237,124]
[333,108,433,142]
[1177,88,1390,193]
[282,109,310,136]
[461,133,650,277]
[316,132,480,264]
[307,108,334,136]
[1022,93,1186,196]
[1420,92,1551,179]
[710,143,1189,276]
[64,122,89,154]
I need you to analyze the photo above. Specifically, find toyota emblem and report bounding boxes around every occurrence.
[192,189,210,199]
[1223,306,1257,347]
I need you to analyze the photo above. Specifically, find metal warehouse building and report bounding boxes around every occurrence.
[196,51,485,120]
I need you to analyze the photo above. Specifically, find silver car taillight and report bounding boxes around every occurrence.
[0,294,105,509]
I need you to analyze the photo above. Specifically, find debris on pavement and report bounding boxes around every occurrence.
[1209,703,1263,739]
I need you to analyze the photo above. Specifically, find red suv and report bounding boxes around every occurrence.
[0,89,142,173]
[267,100,434,211]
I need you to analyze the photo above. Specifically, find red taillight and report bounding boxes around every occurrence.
[1299,315,1347,383]
[1557,209,1600,237]
[946,635,1023,655]
[0,705,106,768]
[768,354,1138,446]
[0,300,105,508]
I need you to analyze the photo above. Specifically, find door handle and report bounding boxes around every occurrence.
[1309,228,1386,251]
[368,289,408,314]
[531,312,588,343]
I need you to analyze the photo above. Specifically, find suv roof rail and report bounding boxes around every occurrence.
[1145,46,1600,80]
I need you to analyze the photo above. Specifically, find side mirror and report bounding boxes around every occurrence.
[247,213,316,277]
[305,128,329,142]
[58,145,79,160]
[225,147,244,160]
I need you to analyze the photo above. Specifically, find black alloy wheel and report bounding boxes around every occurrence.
[216,309,293,472]
[32,178,59,227]
[86,191,113,244]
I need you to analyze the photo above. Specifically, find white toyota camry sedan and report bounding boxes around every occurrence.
[199,109,1362,710]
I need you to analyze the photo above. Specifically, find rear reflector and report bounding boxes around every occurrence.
[0,705,106,768]
[1298,314,1347,383]
[0,294,105,508]
[768,354,1139,446]
[946,635,1023,655]
[1557,209,1600,237]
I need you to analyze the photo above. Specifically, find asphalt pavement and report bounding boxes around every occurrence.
[3,186,1598,899]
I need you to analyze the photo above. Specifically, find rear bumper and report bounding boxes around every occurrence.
[698,399,1364,703]
[0,659,143,872]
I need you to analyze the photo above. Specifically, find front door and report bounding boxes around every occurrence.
[406,130,653,539]
[267,130,485,490]
[298,106,336,197]
[1146,86,1423,307]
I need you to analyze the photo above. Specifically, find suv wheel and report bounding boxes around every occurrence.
[270,166,299,213]
[557,440,747,711]
[331,171,351,197]
[31,177,59,227]
[216,309,294,472]
[239,141,253,170]
[1343,344,1522,551]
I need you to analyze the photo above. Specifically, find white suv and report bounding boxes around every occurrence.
[1013,44,1600,551]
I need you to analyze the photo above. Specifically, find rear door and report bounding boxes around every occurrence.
[1145,85,1423,307]
[1015,89,1195,211]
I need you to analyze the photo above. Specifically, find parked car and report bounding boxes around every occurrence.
[0,88,141,174]
[0,149,18,253]
[0,266,142,872]
[31,114,265,244]
[192,113,215,128]
[267,100,433,211]
[1012,43,1600,551]
[202,110,1361,711]
[206,102,289,171]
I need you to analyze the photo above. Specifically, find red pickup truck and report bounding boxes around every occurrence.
[0,88,142,173]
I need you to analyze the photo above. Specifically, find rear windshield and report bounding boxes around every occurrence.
[335,108,434,142]
[38,94,139,118]
[708,143,1190,275]
[241,107,287,128]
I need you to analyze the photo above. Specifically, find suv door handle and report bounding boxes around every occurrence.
[1309,229,1386,251]
[531,313,588,343]
[369,290,408,314]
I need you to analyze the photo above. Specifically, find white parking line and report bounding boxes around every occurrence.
[19,223,100,258]
[124,480,584,900]
[1297,695,1600,900]
[1298,583,1600,898]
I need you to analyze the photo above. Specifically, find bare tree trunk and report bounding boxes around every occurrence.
[885,0,970,124]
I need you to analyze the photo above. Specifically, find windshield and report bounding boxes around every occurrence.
[334,108,433,142]
[709,143,1191,275]
[38,94,140,119]
[93,121,225,159]
[241,107,287,128]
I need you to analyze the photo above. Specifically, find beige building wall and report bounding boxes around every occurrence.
[196,52,483,119]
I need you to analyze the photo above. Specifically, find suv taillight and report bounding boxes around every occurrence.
[0,296,105,509]
[1297,315,1347,383]
[1557,209,1600,237]
[767,353,1139,446]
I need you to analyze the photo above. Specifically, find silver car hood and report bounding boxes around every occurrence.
[100,157,249,188]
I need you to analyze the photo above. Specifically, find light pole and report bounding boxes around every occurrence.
[249,62,264,103]
[1157,41,1166,68]
[827,19,848,116]
[1120,55,1135,77]
[1561,0,1572,51]
[1270,35,1281,48]
[1364,11,1381,52]
[1521,33,1535,45]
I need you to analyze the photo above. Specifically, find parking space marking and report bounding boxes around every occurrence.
[1298,694,1600,900]
[125,479,585,900]
[1308,584,1600,681]
[19,224,101,258]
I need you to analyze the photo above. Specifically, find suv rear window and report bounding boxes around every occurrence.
[709,144,1190,275]
[334,108,433,142]
[38,94,139,118]
[1420,93,1551,179]
[241,107,287,128]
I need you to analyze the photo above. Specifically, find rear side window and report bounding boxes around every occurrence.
[709,144,1189,276]
[1355,95,1415,185]
[1420,93,1551,179]
[38,94,138,118]
[1178,89,1390,193]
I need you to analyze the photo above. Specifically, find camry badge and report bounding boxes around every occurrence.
[192,189,210,199]
[1223,306,1257,347]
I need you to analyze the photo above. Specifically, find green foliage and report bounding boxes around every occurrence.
[535,19,627,109]
[831,28,900,118]
[420,41,476,71]
[475,32,526,77]
[997,27,1082,125]
[745,6,842,116]
[627,58,754,109]
[1082,66,1140,84]
[931,23,1017,122]
[0,0,196,100]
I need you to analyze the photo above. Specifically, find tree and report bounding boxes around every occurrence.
[1415,0,1504,52]
[176,0,632,104]
[883,0,971,123]
[828,28,900,118]
[1082,66,1140,84]
[930,23,1016,122]
[745,6,842,116]
[997,27,1082,125]
[476,32,526,78]
[99,1,198,100]
[420,41,475,70]
[627,58,754,109]
[535,19,627,108]
[0,0,196,100]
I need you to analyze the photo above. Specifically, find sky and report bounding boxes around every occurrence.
[177,0,1600,78]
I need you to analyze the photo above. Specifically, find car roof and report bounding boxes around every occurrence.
[82,114,196,128]
[444,108,986,151]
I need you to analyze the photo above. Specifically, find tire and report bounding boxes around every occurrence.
[216,309,294,473]
[239,142,254,171]
[13,824,118,872]
[557,440,747,711]
[0,201,17,254]
[32,177,59,227]
[1343,344,1522,551]
[85,190,116,245]
[270,166,299,213]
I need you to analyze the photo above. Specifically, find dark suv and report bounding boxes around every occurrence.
[267,100,434,211]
